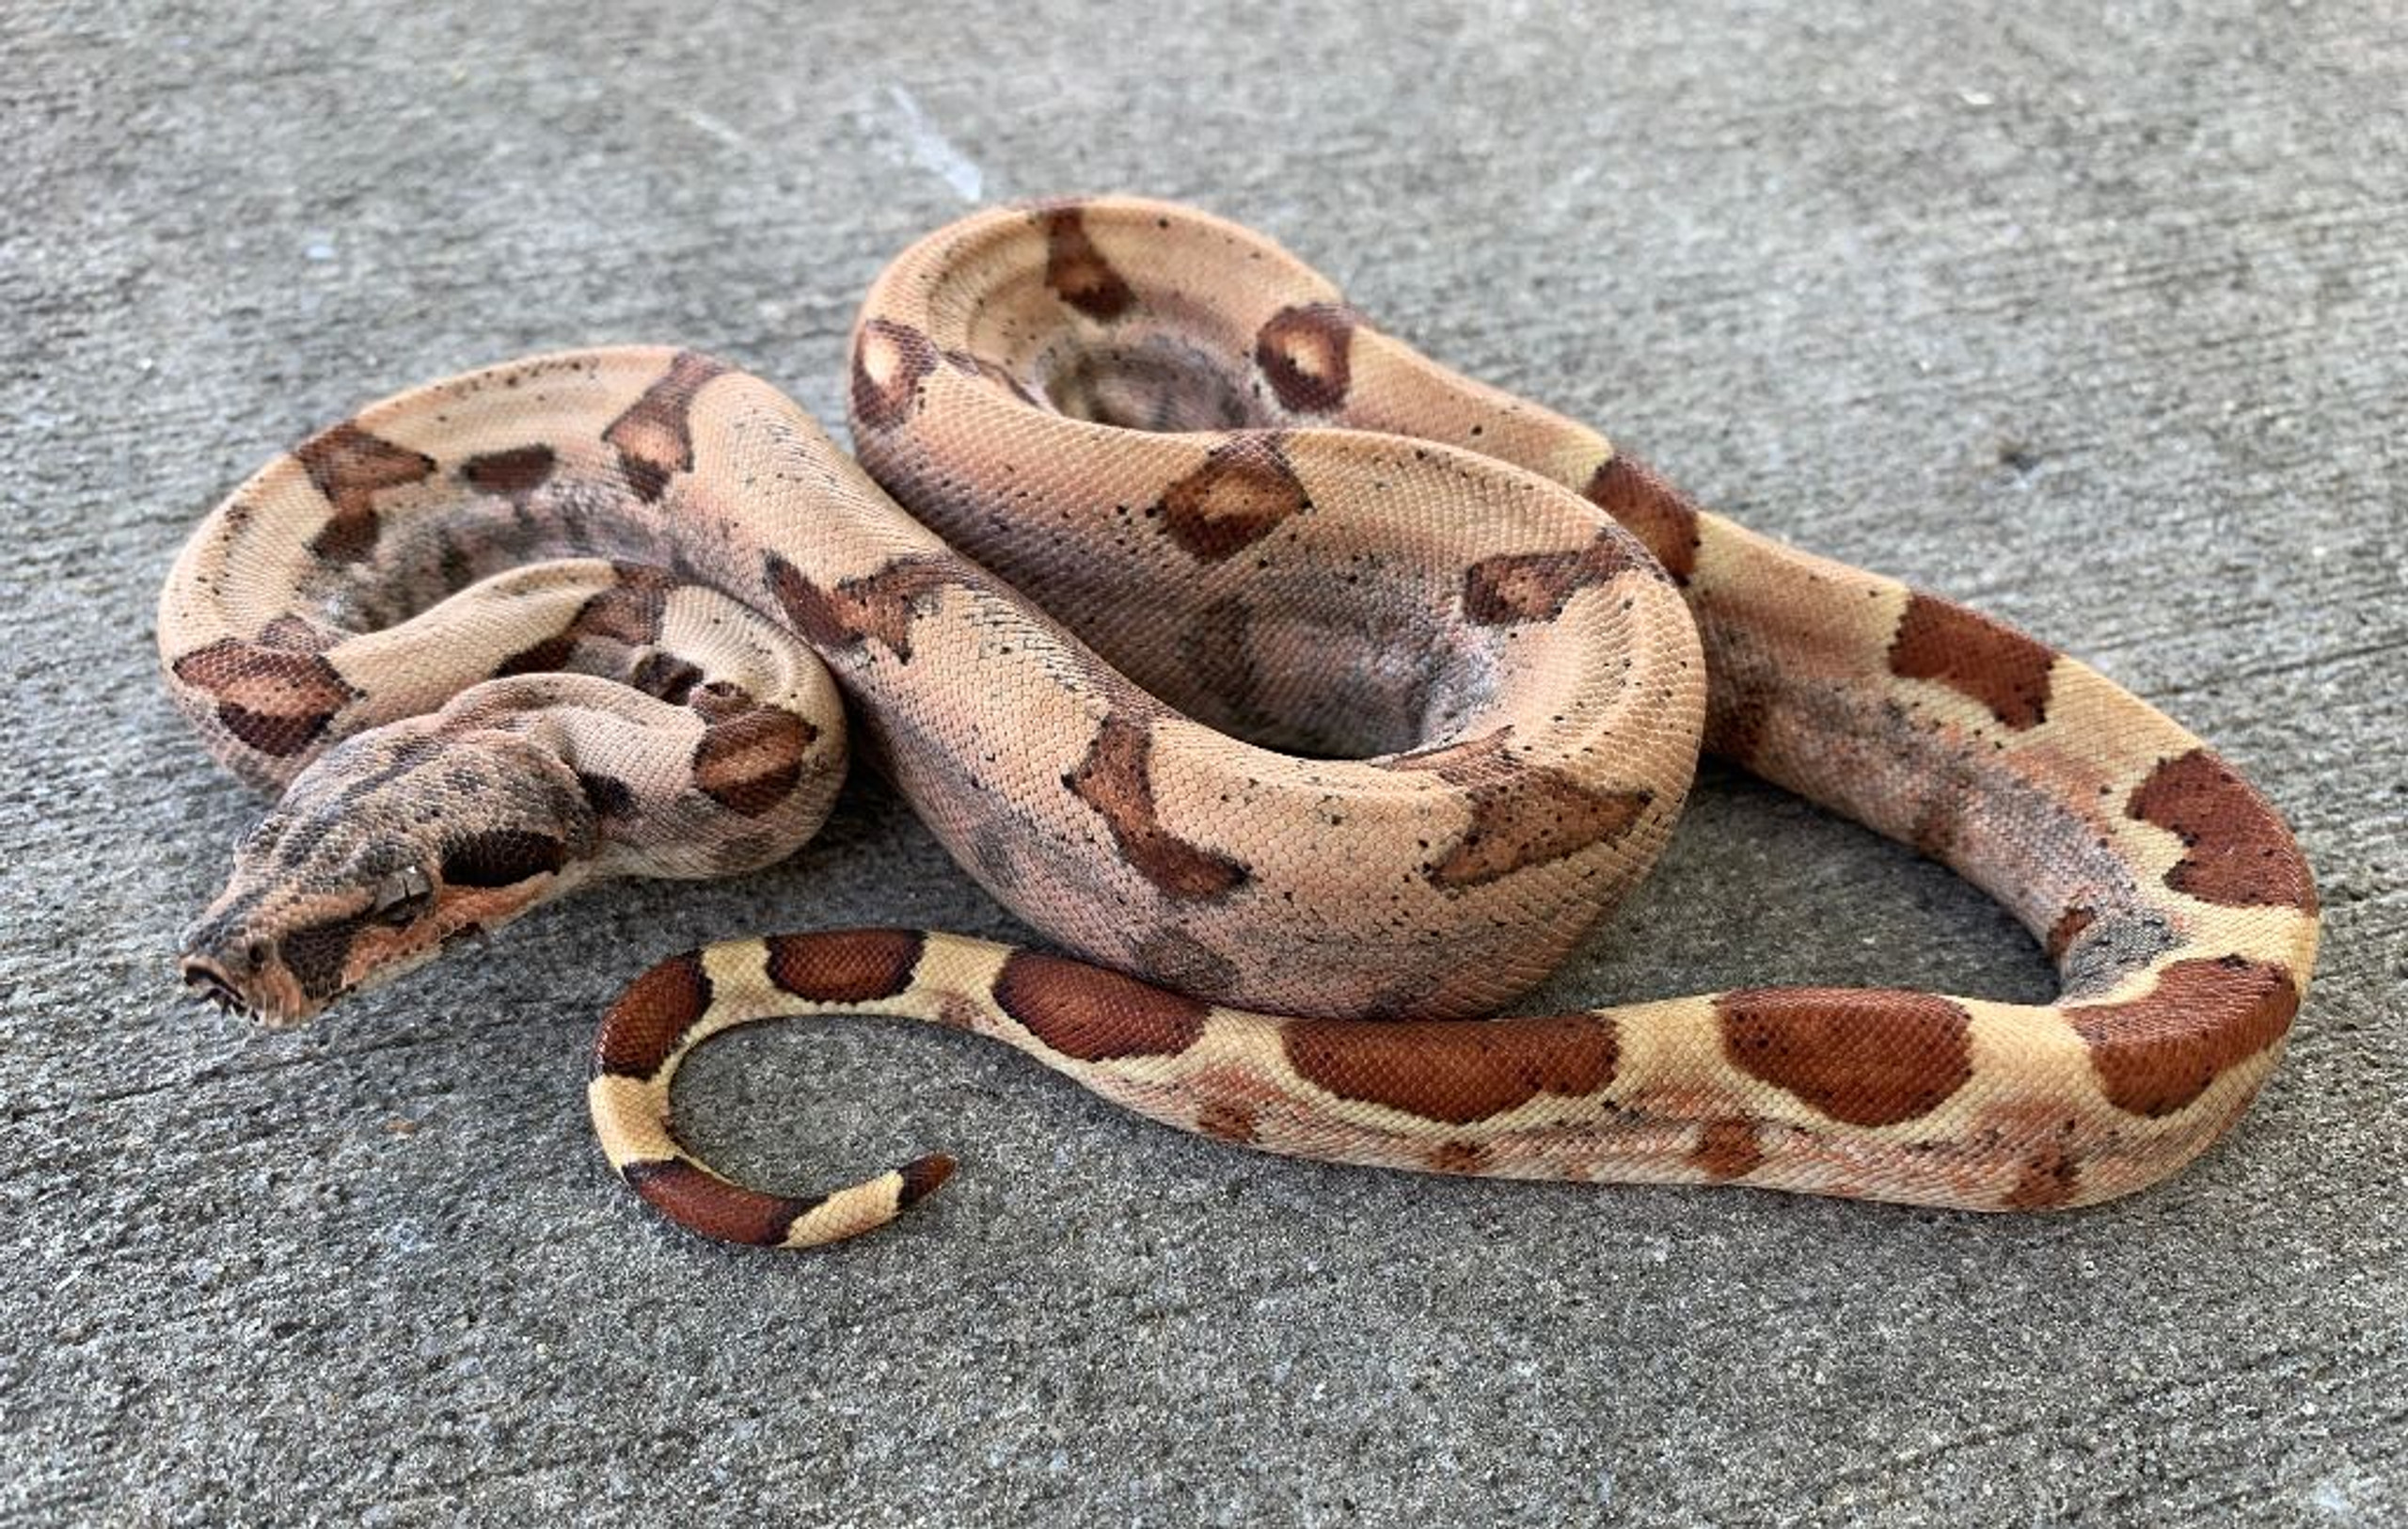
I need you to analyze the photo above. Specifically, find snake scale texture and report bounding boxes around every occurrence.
[159,199,2319,1249]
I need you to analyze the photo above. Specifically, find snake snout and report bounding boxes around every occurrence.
[178,921,280,1021]
[180,954,247,1011]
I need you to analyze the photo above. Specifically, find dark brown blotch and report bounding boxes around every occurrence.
[2003,1149,2081,1210]
[1692,1119,1765,1181]
[307,511,378,566]
[577,771,636,819]
[894,1154,956,1209]
[2126,749,2318,912]
[764,930,926,1004]
[1041,205,1135,321]
[994,949,1211,1062]
[1581,454,1701,585]
[688,678,755,724]
[1281,1013,1618,1126]
[622,1158,816,1248]
[766,552,959,663]
[1703,665,1779,769]
[170,636,360,757]
[1427,1139,1495,1174]
[602,351,729,502]
[280,916,364,1002]
[572,565,674,645]
[1463,529,1662,626]
[1255,303,1355,414]
[1431,773,1650,890]
[693,705,818,817]
[1155,437,1310,562]
[440,828,568,888]
[293,422,437,565]
[1195,1100,1259,1144]
[1386,732,1651,889]
[627,651,705,704]
[593,950,712,1077]
[492,633,575,678]
[1131,926,1241,999]
[1063,714,1250,900]
[1718,988,1974,1126]
[492,566,676,677]
[2066,954,2298,1117]
[460,443,557,499]
[1887,591,2057,730]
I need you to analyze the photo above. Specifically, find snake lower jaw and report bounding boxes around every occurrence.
[178,949,318,1028]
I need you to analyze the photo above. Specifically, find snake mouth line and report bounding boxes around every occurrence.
[181,956,261,1021]
[178,953,334,1027]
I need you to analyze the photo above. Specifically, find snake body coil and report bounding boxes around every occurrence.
[161,199,2318,1248]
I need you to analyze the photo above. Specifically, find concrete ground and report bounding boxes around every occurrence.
[6,2,2402,1522]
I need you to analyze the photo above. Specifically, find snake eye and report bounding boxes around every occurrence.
[369,866,436,927]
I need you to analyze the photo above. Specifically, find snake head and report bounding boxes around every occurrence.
[179,721,599,1025]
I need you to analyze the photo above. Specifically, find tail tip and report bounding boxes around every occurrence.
[896,1152,957,1208]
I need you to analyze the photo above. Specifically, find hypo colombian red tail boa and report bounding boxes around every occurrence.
[160,199,2317,1249]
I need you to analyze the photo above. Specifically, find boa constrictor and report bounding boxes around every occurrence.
[161,199,2319,1250]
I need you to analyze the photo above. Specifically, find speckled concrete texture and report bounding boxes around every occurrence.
[5,2,2402,1522]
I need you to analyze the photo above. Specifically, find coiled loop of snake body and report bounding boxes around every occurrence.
[161,199,2316,1249]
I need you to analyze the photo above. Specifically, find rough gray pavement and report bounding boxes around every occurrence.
[6,3,2402,1523]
